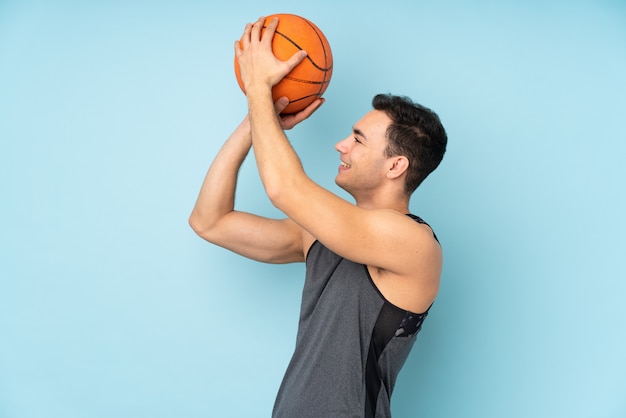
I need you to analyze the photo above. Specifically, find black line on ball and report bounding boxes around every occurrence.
[264,25,333,72]
[285,76,332,85]
[300,20,332,100]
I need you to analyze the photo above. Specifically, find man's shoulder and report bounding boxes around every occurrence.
[406,213,439,244]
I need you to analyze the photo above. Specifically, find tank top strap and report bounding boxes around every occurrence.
[405,213,439,243]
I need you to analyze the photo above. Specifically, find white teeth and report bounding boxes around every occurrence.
[341,162,351,168]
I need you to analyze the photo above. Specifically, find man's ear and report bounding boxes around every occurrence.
[386,156,409,180]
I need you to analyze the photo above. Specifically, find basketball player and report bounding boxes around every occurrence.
[189,17,447,417]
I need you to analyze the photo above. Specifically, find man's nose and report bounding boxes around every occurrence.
[335,136,351,153]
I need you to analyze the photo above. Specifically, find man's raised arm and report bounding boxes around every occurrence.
[188,99,322,264]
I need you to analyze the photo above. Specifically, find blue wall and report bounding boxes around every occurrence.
[1,1,625,417]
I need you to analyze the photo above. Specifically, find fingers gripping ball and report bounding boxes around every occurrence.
[235,13,333,114]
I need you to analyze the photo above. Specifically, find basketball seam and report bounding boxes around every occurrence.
[288,93,323,103]
[285,76,331,85]
[265,26,333,72]
[300,19,332,100]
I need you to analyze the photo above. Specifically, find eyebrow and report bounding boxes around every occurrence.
[352,127,367,141]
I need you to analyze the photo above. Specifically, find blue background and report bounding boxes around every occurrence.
[1,0,625,417]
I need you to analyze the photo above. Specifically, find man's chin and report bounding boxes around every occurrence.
[335,179,353,196]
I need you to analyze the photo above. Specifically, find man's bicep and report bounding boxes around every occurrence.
[196,211,305,264]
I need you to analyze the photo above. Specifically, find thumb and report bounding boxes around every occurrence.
[274,96,290,114]
[285,50,308,71]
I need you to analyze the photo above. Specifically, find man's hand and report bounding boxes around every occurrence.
[234,16,308,93]
[275,96,325,130]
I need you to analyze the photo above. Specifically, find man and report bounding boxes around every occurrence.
[189,17,447,418]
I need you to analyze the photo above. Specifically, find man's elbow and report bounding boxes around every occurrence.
[188,211,213,240]
[264,184,283,209]
[264,178,299,211]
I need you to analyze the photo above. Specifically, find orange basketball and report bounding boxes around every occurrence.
[234,13,333,114]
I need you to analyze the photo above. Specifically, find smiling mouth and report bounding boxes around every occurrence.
[340,161,351,169]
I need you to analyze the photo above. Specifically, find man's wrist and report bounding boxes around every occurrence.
[246,83,272,99]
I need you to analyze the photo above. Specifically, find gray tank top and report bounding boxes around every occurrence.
[272,215,433,417]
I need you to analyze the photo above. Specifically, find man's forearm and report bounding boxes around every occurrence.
[189,117,252,235]
[247,85,309,207]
